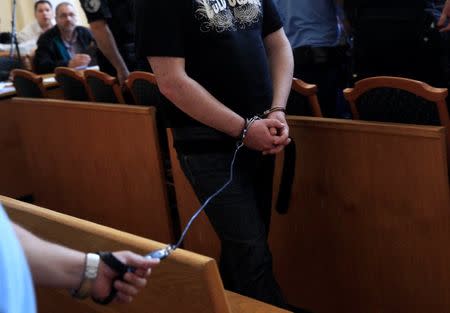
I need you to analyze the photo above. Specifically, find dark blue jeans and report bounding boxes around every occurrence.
[177,142,285,307]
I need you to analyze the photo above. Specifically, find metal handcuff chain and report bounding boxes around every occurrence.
[145,116,262,260]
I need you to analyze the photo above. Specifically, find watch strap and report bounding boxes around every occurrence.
[91,252,130,305]
[71,253,100,299]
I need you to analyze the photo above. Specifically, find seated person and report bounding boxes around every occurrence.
[34,2,96,74]
[16,0,55,55]
[0,1,54,57]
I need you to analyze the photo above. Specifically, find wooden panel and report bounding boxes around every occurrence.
[167,129,221,260]
[1,196,291,313]
[226,291,291,313]
[269,116,450,313]
[0,98,32,197]
[0,76,65,198]
[13,98,174,243]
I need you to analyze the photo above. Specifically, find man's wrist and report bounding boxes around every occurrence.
[264,106,286,117]
[233,117,247,139]
[71,253,100,299]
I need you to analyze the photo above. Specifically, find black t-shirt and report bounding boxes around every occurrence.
[81,0,135,47]
[135,0,283,128]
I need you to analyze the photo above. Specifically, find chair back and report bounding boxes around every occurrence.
[287,78,323,117]
[11,69,47,98]
[343,76,449,127]
[55,67,91,101]
[126,71,161,106]
[344,76,450,166]
[84,69,125,104]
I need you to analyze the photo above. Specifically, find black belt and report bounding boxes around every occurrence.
[274,139,296,214]
[294,45,346,65]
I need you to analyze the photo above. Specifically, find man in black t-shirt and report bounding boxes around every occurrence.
[80,0,136,84]
[136,0,293,308]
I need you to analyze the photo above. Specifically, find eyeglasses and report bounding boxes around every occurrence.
[57,13,76,19]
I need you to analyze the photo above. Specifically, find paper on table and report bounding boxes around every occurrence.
[43,77,57,84]
[0,82,13,88]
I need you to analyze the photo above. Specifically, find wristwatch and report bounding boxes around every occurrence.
[71,253,100,299]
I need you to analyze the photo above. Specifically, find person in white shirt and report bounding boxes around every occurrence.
[16,1,55,55]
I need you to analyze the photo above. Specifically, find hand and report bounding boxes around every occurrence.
[438,0,450,32]
[116,68,130,87]
[68,54,91,68]
[243,118,285,151]
[263,111,290,155]
[91,251,159,303]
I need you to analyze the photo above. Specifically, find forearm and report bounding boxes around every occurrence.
[90,21,128,73]
[151,57,245,138]
[438,0,450,31]
[264,29,294,109]
[13,224,84,289]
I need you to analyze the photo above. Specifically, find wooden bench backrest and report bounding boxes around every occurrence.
[1,196,291,313]
[269,116,450,312]
[1,195,231,313]
[0,98,32,198]
[12,98,173,243]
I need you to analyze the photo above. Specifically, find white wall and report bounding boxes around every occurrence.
[0,0,88,33]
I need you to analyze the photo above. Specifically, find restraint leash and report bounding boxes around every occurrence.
[94,107,292,305]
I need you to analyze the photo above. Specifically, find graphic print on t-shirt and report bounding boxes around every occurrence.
[195,0,262,33]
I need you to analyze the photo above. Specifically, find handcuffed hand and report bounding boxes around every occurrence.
[264,110,291,155]
[243,118,286,152]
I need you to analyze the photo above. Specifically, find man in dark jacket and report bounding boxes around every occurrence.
[34,2,96,74]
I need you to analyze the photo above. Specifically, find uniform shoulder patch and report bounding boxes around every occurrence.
[83,0,101,13]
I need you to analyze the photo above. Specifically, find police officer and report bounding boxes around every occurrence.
[80,0,137,85]
[345,0,448,87]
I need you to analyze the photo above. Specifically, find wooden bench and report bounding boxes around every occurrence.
[269,117,450,312]
[0,76,63,199]
[169,116,450,312]
[0,97,32,198]
[13,97,174,243]
[1,195,291,313]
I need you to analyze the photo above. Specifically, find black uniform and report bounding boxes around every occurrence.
[80,0,140,75]
[345,0,448,87]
